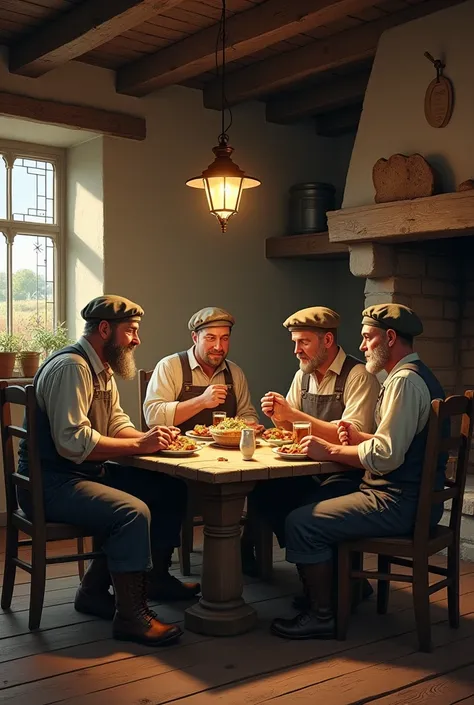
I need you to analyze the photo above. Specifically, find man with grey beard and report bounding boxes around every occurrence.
[242,306,379,579]
[271,303,446,640]
[17,295,199,648]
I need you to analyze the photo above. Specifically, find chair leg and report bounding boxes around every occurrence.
[1,522,19,610]
[447,543,460,628]
[254,516,273,581]
[350,551,363,612]
[179,510,193,577]
[377,555,391,615]
[337,545,352,640]
[77,537,85,580]
[412,559,432,652]
[29,541,46,631]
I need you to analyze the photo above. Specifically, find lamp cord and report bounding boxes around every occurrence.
[216,0,232,144]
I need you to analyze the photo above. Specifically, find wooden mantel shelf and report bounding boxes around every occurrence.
[265,231,348,259]
[327,190,474,244]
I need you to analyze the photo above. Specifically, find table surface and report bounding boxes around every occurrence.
[123,441,345,484]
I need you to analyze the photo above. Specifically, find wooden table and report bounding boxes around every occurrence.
[125,443,342,637]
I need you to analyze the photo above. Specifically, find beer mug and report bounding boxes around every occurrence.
[292,421,311,444]
[212,411,227,426]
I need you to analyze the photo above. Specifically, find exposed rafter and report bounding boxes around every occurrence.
[266,70,370,124]
[203,0,463,110]
[117,0,383,97]
[315,103,362,137]
[9,0,184,78]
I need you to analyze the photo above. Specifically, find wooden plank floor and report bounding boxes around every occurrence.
[1,529,474,705]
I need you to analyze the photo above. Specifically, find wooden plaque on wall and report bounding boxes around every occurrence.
[424,76,454,128]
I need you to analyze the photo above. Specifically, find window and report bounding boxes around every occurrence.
[0,141,64,337]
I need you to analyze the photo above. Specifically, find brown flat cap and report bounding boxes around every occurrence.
[283,306,340,331]
[81,295,144,322]
[188,306,235,332]
[362,303,423,337]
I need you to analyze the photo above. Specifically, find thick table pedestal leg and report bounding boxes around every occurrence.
[185,481,257,636]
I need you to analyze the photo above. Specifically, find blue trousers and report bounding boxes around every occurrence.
[19,464,187,573]
[285,486,432,565]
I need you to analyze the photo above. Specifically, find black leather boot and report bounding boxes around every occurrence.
[292,577,374,611]
[111,571,182,646]
[74,558,115,620]
[272,562,335,640]
[147,549,200,601]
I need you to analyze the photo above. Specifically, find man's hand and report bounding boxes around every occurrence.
[245,421,265,434]
[337,421,364,446]
[200,384,228,409]
[260,392,292,422]
[300,435,333,461]
[136,426,175,454]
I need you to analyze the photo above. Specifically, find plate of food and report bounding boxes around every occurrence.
[272,443,308,461]
[185,424,213,441]
[262,428,294,447]
[159,436,204,457]
[210,417,256,448]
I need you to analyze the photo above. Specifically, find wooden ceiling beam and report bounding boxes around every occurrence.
[117,0,383,97]
[266,70,370,124]
[9,0,184,78]
[203,0,463,109]
[0,91,146,141]
[315,103,362,137]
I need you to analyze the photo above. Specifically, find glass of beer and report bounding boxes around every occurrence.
[293,421,311,443]
[213,411,227,426]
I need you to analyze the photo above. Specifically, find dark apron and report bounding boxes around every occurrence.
[176,350,238,433]
[301,354,363,485]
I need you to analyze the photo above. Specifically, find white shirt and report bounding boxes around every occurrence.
[35,336,134,464]
[358,353,433,475]
[286,347,380,432]
[144,347,259,427]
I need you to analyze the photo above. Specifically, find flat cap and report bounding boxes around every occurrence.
[283,306,340,331]
[362,303,423,337]
[188,306,235,332]
[81,295,144,322]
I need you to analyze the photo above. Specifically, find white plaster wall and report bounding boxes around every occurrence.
[344,0,474,207]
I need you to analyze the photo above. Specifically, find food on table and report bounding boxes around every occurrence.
[210,417,251,433]
[262,428,293,442]
[191,424,212,437]
[278,443,306,455]
[168,436,198,452]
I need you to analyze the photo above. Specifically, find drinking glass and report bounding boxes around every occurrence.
[212,411,227,426]
[292,421,311,443]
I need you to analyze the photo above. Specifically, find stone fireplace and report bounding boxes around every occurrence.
[325,0,474,558]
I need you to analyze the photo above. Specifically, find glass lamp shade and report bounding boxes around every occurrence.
[186,141,260,232]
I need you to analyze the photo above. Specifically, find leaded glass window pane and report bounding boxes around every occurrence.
[12,234,55,336]
[12,157,55,224]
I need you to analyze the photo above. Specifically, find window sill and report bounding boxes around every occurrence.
[1,377,34,386]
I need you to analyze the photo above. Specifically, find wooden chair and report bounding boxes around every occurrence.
[139,369,274,579]
[0,382,101,630]
[337,390,474,652]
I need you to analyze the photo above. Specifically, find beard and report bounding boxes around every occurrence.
[103,337,137,380]
[200,349,226,368]
[299,347,328,374]
[365,338,390,375]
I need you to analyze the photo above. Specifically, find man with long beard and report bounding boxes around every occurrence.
[143,306,259,431]
[271,304,446,640]
[242,306,379,578]
[17,295,199,648]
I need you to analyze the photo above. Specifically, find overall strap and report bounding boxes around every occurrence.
[301,373,310,394]
[178,351,193,393]
[223,362,234,387]
[334,354,363,396]
[34,343,96,388]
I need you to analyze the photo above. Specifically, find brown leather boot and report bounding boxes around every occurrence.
[111,571,182,646]
[74,558,115,620]
[147,549,200,601]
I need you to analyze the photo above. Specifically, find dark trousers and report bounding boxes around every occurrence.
[18,464,187,573]
[285,486,432,565]
[249,475,361,547]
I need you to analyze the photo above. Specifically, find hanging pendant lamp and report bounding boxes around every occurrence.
[186,0,261,232]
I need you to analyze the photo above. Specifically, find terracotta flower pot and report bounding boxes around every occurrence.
[0,352,17,379]
[20,352,40,378]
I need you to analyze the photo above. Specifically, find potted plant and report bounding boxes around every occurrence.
[0,332,22,379]
[18,342,41,378]
[30,321,74,360]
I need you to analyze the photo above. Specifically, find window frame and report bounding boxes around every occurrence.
[0,138,66,333]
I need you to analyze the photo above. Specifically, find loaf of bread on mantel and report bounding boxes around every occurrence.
[372,153,435,203]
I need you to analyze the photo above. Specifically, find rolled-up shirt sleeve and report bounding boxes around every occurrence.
[357,375,428,475]
[40,363,101,464]
[341,367,380,433]
[143,358,180,427]
[109,377,135,437]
